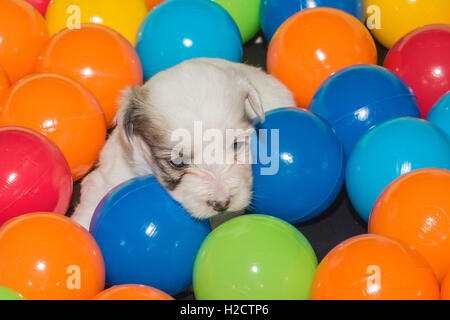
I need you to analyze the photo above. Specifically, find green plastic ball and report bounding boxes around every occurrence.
[0,286,25,300]
[193,214,318,300]
[211,0,261,43]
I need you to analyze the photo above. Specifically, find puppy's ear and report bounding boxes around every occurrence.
[117,85,150,142]
[239,77,265,122]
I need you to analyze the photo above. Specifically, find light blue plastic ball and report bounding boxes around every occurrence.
[346,118,450,222]
[90,176,211,296]
[427,91,450,138]
[136,0,243,80]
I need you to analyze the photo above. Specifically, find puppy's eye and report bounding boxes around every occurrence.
[169,158,187,169]
[234,141,245,153]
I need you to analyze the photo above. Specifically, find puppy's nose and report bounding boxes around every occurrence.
[207,199,231,212]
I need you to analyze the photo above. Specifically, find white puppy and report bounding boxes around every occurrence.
[72,58,296,230]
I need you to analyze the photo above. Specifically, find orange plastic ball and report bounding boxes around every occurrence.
[0,0,49,83]
[35,24,143,127]
[0,66,10,99]
[442,271,450,300]
[369,168,450,283]
[267,7,377,109]
[0,213,105,300]
[0,73,106,181]
[311,234,440,300]
[92,285,174,300]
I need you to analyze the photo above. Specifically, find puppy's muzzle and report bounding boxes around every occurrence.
[207,199,231,212]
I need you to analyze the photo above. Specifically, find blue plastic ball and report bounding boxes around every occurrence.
[260,0,366,41]
[251,108,345,223]
[427,91,450,138]
[310,65,421,157]
[89,176,211,296]
[346,118,450,222]
[136,0,243,80]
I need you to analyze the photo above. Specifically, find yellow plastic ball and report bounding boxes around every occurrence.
[46,0,148,46]
[365,0,450,48]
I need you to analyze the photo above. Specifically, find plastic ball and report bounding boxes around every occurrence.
[260,0,365,41]
[365,0,450,49]
[90,176,211,296]
[0,286,25,300]
[346,118,450,222]
[25,0,50,16]
[0,0,49,83]
[35,24,143,128]
[251,108,345,223]
[136,0,243,80]
[267,7,377,109]
[193,215,318,300]
[369,168,450,282]
[427,92,450,138]
[46,0,148,46]
[310,65,421,157]
[0,66,10,99]
[0,213,105,300]
[211,0,261,43]
[311,234,440,300]
[442,272,450,300]
[384,25,450,118]
[0,73,107,181]
[92,285,174,300]
[0,127,72,226]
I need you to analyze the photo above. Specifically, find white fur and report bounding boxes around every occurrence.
[72,58,296,230]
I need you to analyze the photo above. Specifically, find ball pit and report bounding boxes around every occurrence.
[267,7,377,109]
[384,24,450,118]
[90,176,211,296]
[0,73,107,181]
[310,234,440,300]
[369,168,450,282]
[25,0,50,16]
[310,64,421,157]
[136,0,243,80]
[193,215,318,300]
[260,0,365,41]
[0,286,25,300]
[35,24,143,128]
[427,92,450,138]
[0,0,49,82]
[346,118,450,222]
[46,0,148,46]
[0,0,448,303]
[365,0,450,49]
[251,108,345,223]
[0,213,105,300]
[211,0,261,43]
[0,127,72,226]
[93,285,173,300]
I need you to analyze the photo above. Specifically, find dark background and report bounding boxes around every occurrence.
[68,31,390,299]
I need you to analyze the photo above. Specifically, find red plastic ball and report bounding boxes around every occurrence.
[0,127,72,226]
[384,24,450,118]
